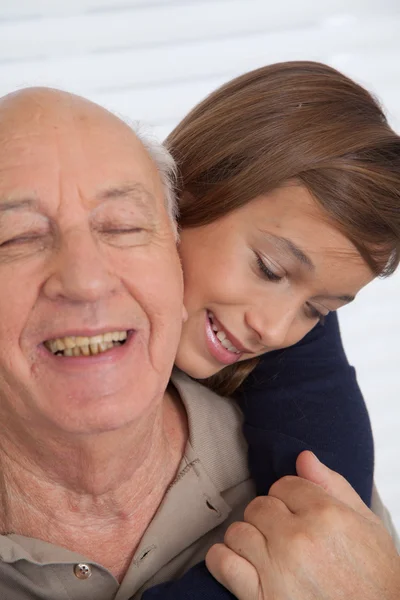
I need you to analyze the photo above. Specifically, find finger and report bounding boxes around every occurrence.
[243,494,294,547]
[296,451,373,518]
[244,493,293,520]
[268,473,334,514]
[206,543,261,600]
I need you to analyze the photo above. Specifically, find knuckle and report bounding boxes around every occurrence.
[244,495,269,520]
[206,544,241,582]
[269,475,297,496]
[245,494,283,522]
[224,520,263,552]
[314,500,345,529]
[224,520,251,546]
[286,527,317,559]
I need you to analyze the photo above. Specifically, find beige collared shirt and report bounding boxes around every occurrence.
[0,371,397,599]
[0,371,256,600]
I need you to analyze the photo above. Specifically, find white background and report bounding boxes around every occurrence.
[0,0,398,529]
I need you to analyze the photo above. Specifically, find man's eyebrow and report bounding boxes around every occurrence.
[95,183,158,220]
[0,198,38,212]
[97,183,155,204]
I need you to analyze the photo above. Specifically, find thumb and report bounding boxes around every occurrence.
[296,450,372,517]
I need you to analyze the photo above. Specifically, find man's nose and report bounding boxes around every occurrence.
[43,231,119,303]
[245,301,296,350]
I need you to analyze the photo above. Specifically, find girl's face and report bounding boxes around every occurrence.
[175,183,374,379]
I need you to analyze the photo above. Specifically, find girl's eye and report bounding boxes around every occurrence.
[255,254,283,282]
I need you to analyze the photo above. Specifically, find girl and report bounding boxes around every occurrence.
[142,61,400,599]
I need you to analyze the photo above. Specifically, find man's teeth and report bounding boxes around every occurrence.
[44,331,128,357]
[208,313,240,354]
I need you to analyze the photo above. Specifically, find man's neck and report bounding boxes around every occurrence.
[0,385,188,578]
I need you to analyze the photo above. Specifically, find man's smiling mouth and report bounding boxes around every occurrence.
[44,331,128,357]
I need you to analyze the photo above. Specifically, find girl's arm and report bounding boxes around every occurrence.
[237,311,374,505]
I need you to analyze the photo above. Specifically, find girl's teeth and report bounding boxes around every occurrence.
[221,338,233,350]
[208,313,240,354]
[221,338,240,352]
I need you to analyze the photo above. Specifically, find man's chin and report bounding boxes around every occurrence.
[34,392,149,437]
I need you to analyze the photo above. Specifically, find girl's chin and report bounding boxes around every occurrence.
[174,351,221,380]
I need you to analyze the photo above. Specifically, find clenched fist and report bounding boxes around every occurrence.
[206,451,400,600]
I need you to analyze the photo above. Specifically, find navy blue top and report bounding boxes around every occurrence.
[141,312,374,599]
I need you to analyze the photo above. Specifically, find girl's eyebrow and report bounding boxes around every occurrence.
[323,294,355,304]
[262,231,315,271]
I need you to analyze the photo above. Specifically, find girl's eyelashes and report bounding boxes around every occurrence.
[255,253,283,282]
[306,303,327,325]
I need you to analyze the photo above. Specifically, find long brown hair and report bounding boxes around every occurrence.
[166,61,400,396]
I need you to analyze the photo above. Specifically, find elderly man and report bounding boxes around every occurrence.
[0,88,398,600]
[0,87,255,599]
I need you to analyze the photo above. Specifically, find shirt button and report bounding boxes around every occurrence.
[74,563,92,579]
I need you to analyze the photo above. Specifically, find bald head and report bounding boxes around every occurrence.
[0,87,135,139]
[0,87,177,229]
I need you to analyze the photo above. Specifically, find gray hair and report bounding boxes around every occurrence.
[120,118,179,237]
